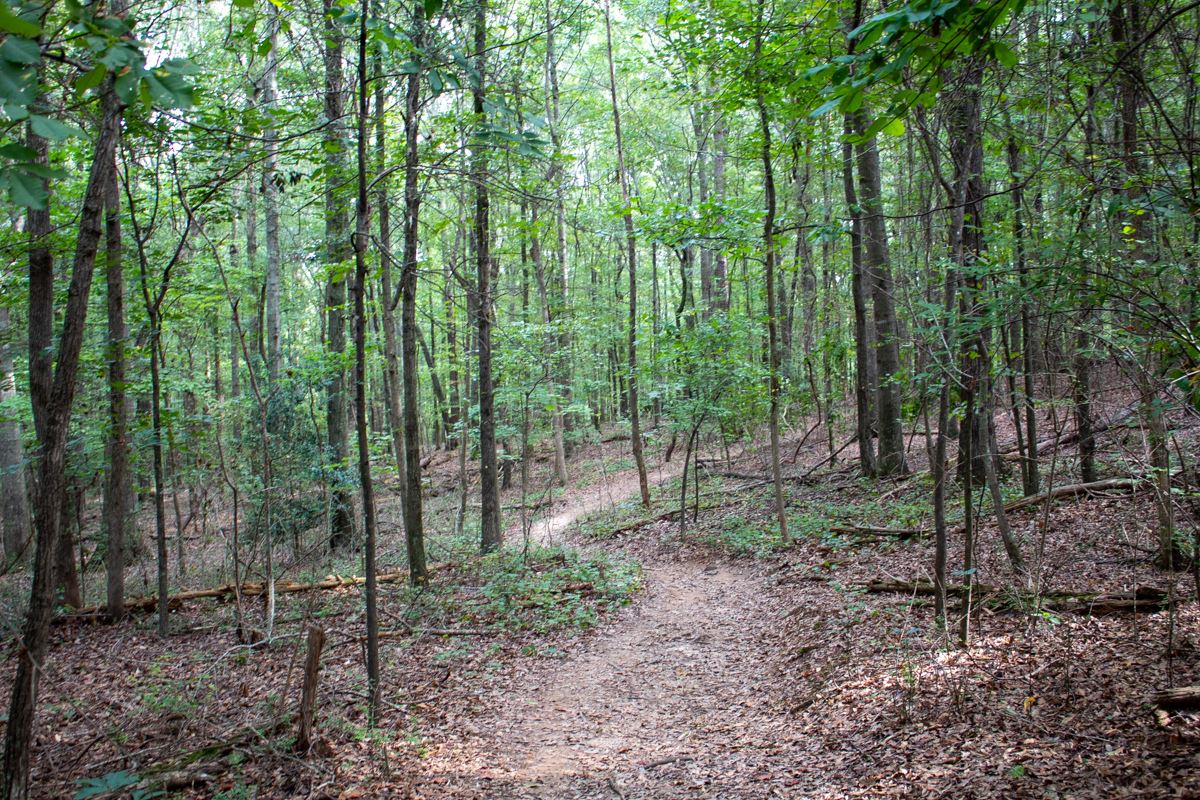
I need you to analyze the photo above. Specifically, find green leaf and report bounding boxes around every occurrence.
[114,70,138,104]
[0,36,39,65]
[74,64,106,95]
[881,117,905,136]
[0,142,34,159]
[808,96,841,119]
[0,4,40,38]
[992,41,1017,69]
[257,37,273,57]
[6,166,47,209]
[423,0,443,19]
[428,69,443,95]
[29,114,82,141]
[232,0,255,7]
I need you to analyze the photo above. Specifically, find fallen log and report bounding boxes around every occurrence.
[1001,477,1142,514]
[831,524,926,540]
[860,578,1168,615]
[58,571,417,622]
[1152,686,1200,710]
[378,626,492,639]
[1000,406,1137,456]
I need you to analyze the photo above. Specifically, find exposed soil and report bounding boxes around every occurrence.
[420,555,778,799]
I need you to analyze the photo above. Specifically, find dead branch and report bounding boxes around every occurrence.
[1000,477,1142,514]
[58,571,419,622]
[860,578,1168,614]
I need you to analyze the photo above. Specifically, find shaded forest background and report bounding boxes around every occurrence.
[0,0,1199,796]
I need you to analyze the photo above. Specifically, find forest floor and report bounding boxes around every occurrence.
[5,398,1200,799]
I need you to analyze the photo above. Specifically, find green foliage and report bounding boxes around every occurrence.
[806,0,1027,136]
[701,514,787,558]
[0,0,196,207]
[474,545,642,632]
[74,771,161,800]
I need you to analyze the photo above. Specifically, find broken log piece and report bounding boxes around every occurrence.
[295,625,326,754]
[1152,686,1200,710]
[861,578,1167,614]
[830,524,926,540]
[58,571,419,622]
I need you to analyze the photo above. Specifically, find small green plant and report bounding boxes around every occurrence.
[700,514,787,557]
[138,680,198,716]
[212,783,256,800]
[473,544,642,632]
[74,771,162,800]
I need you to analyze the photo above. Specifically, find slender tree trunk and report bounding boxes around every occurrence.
[145,301,170,636]
[755,1,788,542]
[474,0,502,551]
[54,457,81,608]
[843,116,876,476]
[1007,133,1039,495]
[352,0,381,720]
[713,114,729,312]
[323,0,355,550]
[1073,324,1098,483]
[103,148,129,619]
[531,205,569,485]
[400,3,427,583]
[543,0,574,450]
[853,111,907,476]
[262,7,283,383]
[695,103,714,317]
[3,76,120,799]
[0,306,29,565]
[377,67,406,490]
[603,0,650,508]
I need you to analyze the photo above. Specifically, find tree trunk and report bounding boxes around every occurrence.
[1007,132,1039,496]
[352,0,381,720]
[713,114,729,312]
[853,111,907,476]
[323,0,355,551]
[543,0,574,450]
[102,146,129,620]
[0,306,29,566]
[262,7,283,383]
[400,3,428,583]
[843,116,876,477]
[531,204,569,485]
[474,0,502,552]
[604,0,651,508]
[755,1,789,543]
[3,75,120,799]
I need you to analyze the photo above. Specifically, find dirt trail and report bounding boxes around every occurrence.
[423,461,784,798]
[513,457,684,547]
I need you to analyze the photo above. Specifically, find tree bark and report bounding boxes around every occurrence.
[474,0,502,551]
[400,2,428,583]
[604,0,651,509]
[755,0,789,542]
[103,149,129,619]
[323,0,355,551]
[3,75,120,800]
[352,0,381,720]
[262,6,283,383]
[843,116,876,477]
[853,111,907,476]
[0,306,29,566]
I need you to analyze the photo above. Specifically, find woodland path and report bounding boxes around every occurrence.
[422,459,790,798]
